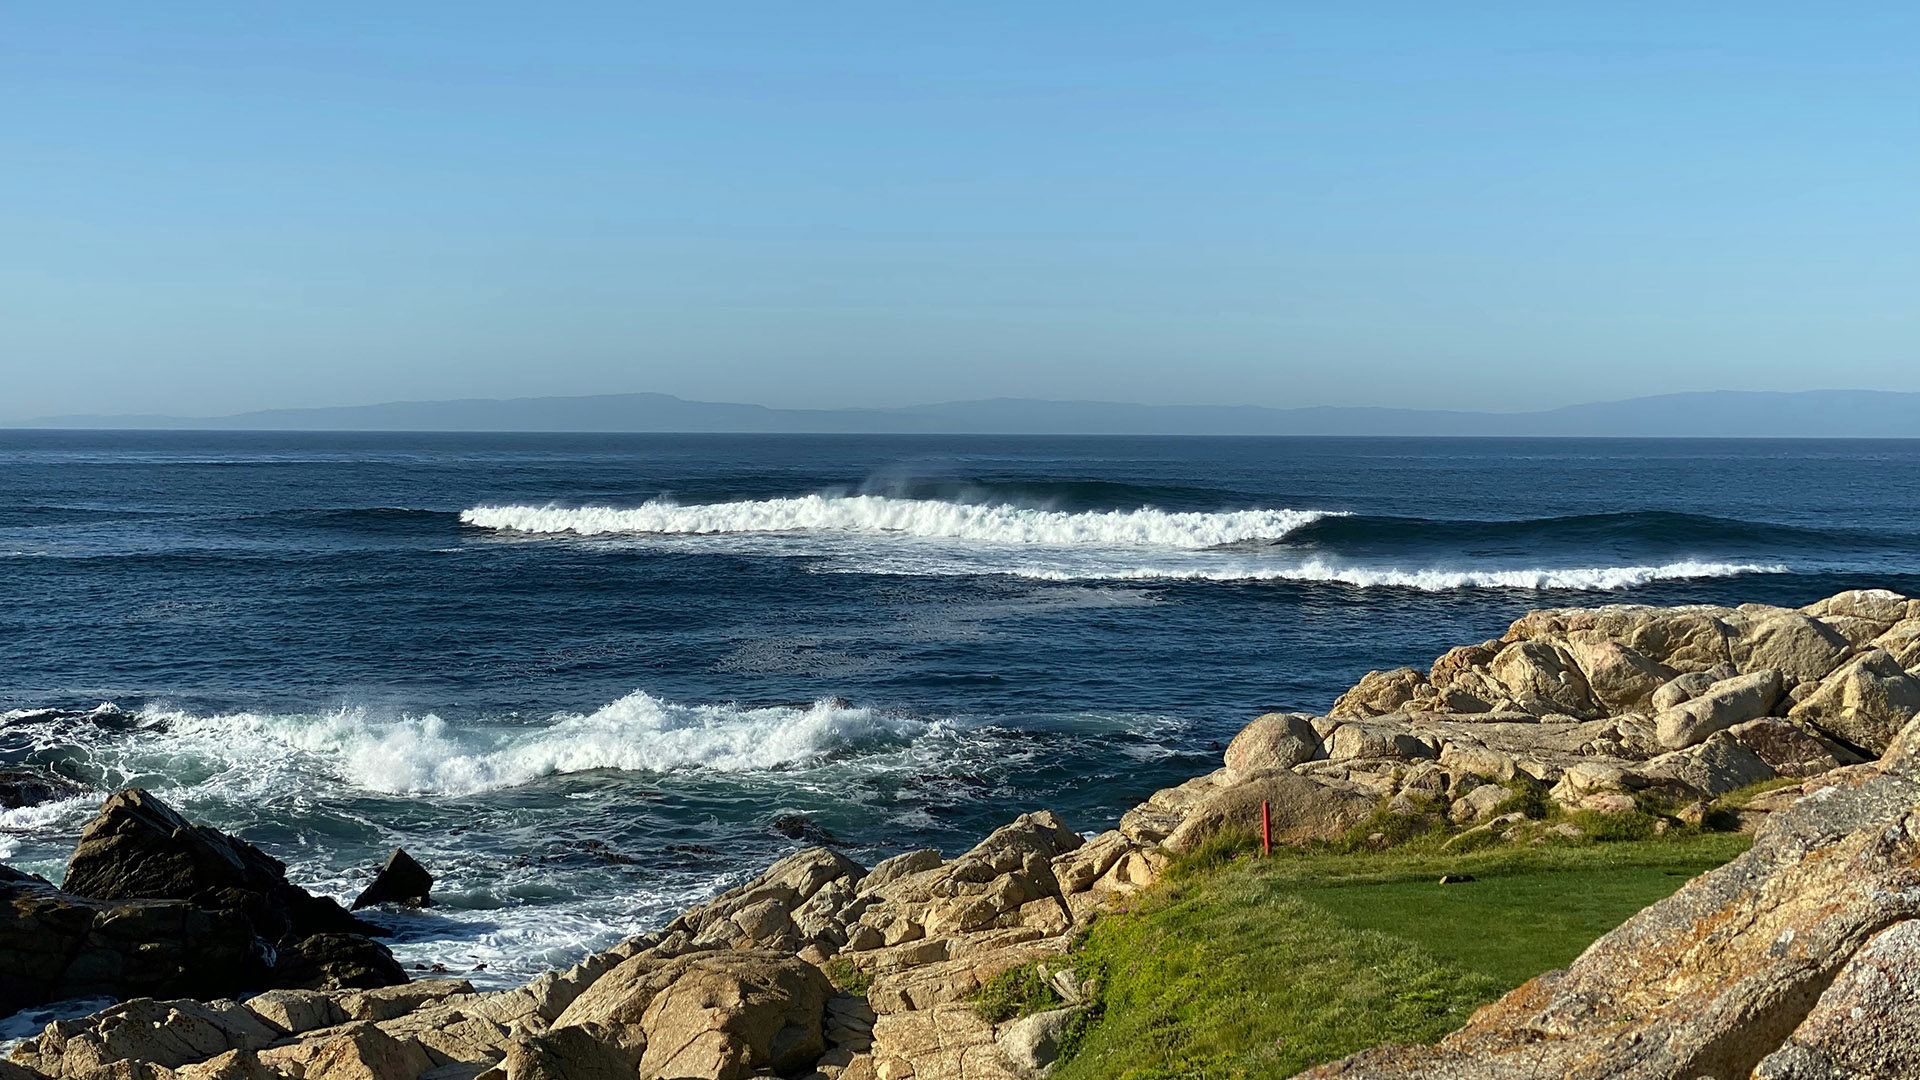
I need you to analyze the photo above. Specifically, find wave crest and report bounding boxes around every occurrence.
[1006,559,1788,590]
[460,496,1335,549]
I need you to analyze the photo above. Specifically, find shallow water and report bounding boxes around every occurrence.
[2,432,1915,987]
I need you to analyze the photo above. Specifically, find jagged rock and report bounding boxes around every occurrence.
[1304,717,1920,1080]
[1487,641,1598,717]
[1754,918,1920,1079]
[352,849,434,911]
[257,1020,437,1080]
[0,874,263,1015]
[1788,648,1920,754]
[1727,718,1852,779]
[1160,770,1373,854]
[1507,606,1736,673]
[1328,668,1427,719]
[242,988,349,1034]
[271,933,409,992]
[1118,771,1230,845]
[1428,641,1501,692]
[62,789,373,947]
[497,1026,636,1080]
[1652,668,1783,749]
[1050,831,1130,894]
[1564,635,1674,713]
[11,998,280,1075]
[0,768,87,810]
[552,950,831,1080]
[1222,713,1322,777]
[1636,730,1777,802]
[861,850,943,894]
[1868,620,1920,672]
[1735,613,1854,684]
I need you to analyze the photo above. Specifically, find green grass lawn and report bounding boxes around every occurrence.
[1050,833,1749,1080]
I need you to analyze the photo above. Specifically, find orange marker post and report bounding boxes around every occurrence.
[1261,800,1271,856]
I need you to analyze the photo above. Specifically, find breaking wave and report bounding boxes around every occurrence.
[1003,559,1788,590]
[12,694,933,800]
[459,496,1336,549]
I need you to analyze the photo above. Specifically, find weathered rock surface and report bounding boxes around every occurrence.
[1788,647,1920,754]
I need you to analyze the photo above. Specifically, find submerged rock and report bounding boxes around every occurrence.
[0,767,87,810]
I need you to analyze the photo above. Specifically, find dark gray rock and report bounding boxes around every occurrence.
[351,848,434,910]
[61,788,373,944]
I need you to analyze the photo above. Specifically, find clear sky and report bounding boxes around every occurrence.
[4,2,1916,419]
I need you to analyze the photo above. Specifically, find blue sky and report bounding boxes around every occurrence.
[3,2,1916,419]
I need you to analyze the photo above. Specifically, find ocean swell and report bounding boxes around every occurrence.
[460,496,1336,549]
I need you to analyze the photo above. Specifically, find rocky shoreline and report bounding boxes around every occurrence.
[7,587,1920,1080]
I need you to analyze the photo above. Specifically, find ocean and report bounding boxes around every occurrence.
[2,431,1916,994]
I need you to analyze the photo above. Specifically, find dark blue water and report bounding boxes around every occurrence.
[2,432,1915,985]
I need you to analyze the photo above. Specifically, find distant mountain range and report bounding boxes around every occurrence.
[13,390,1919,437]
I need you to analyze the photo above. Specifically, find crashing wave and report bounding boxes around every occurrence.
[459,496,1337,549]
[65,694,928,799]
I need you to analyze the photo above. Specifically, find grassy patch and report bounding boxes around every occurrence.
[974,959,1066,1022]
[1056,833,1747,1080]
[825,957,874,997]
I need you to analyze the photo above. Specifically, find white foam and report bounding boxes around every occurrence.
[116,693,928,798]
[460,496,1335,549]
[999,559,1788,590]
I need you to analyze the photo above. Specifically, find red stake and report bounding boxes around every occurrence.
[1261,800,1271,856]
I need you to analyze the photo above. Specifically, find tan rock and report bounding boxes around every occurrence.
[341,981,474,1023]
[1636,730,1777,802]
[1869,617,1920,669]
[1652,668,1783,749]
[1564,634,1674,713]
[1788,648,1920,754]
[1487,641,1598,717]
[1328,668,1427,720]
[1222,713,1322,777]
[16,999,280,1077]
[1735,612,1853,684]
[1448,783,1509,824]
[1050,831,1130,895]
[1726,718,1850,779]
[1754,918,1920,1078]
[1160,770,1374,854]
[243,989,349,1036]
[631,952,832,1080]
[1324,723,1438,763]
[496,1026,634,1080]
[1803,588,1911,624]
[259,1022,436,1080]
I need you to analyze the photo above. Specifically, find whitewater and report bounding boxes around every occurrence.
[459,495,1337,548]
